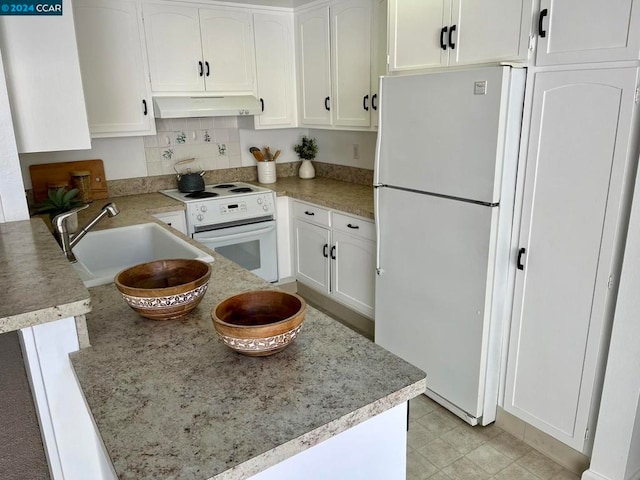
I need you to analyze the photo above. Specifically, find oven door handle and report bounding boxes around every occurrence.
[196,224,275,243]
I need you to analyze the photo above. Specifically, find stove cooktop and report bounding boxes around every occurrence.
[161,182,273,203]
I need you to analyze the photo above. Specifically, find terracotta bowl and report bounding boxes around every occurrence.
[212,290,306,356]
[115,259,211,320]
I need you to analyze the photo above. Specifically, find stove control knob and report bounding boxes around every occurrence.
[263,205,268,211]
[200,205,207,212]
[257,197,263,204]
[197,214,204,221]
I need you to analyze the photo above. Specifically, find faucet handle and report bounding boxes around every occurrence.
[52,204,89,233]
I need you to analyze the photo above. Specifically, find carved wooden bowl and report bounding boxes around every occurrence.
[115,259,211,320]
[212,290,306,356]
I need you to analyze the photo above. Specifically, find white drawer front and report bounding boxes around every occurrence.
[292,201,330,227]
[332,212,374,240]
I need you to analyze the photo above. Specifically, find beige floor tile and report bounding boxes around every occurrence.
[464,444,513,475]
[440,425,488,455]
[473,423,504,441]
[442,457,491,480]
[487,432,532,461]
[409,421,440,450]
[407,446,440,480]
[550,469,581,480]
[517,449,565,479]
[417,408,463,436]
[417,438,464,469]
[492,463,540,480]
[410,394,438,420]
[428,472,453,480]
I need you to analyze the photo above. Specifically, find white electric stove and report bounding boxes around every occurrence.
[161,182,278,282]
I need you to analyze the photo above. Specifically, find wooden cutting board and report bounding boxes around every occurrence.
[30,159,108,203]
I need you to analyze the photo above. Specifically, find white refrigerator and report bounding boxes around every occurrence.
[374,66,525,425]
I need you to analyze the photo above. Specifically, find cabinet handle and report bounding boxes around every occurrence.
[198,61,204,77]
[260,98,265,112]
[325,96,330,111]
[517,247,526,270]
[330,245,336,260]
[347,223,360,230]
[142,99,148,116]
[538,9,548,38]
[372,93,378,110]
[448,24,456,49]
[363,94,369,111]
[440,26,448,50]
[323,243,329,258]
[304,211,315,216]
[205,61,210,77]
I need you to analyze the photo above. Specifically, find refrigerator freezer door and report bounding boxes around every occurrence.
[375,67,511,204]
[375,186,499,418]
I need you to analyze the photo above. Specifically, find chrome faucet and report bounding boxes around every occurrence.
[53,203,120,263]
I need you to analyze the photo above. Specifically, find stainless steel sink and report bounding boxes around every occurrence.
[71,223,214,287]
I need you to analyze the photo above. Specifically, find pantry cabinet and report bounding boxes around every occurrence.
[388,0,532,72]
[296,0,379,129]
[504,67,640,453]
[293,200,375,318]
[74,0,155,137]
[0,0,90,153]
[534,0,640,66]
[143,3,256,94]
[253,12,297,129]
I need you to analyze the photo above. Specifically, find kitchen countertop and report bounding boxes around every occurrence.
[0,219,91,333]
[68,176,425,479]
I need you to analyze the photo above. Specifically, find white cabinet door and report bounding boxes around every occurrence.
[152,210,187,236]
[253,12,297,128]
[74,0,154,137]
[296,6,332,126]
[332,230,375,318]
[450,0,531,66]
[0,0,90,153]
[535,0,640,66]
[294,218,331,294]
[388,0,449,72]
[143,4,204,92]
[331,0,372,127]
[504,67,639,453]
[200,8,256,94]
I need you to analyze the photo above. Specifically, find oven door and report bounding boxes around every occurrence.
[193,220,278,283]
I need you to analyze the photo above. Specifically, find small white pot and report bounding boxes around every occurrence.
[299,159,315,179]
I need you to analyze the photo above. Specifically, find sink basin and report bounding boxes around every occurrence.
[71,223,214,287]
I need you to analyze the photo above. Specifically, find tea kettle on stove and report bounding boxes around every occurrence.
[174,159,205,193]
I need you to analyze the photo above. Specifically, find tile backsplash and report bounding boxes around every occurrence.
[144,117,242,175]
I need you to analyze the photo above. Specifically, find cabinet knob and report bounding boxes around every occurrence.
[330,245,336,260]
[448,24,456,49]
[142,99,148,116]
[323,243,329,258]
[517,247,526,270]
[325,96,330,111]
[198,61,204,77]
[371,93,378,111]
[205,61,210,77]
[260,98,265,112]
[347,223,360,229]
[440,26,448,50]
[538,9,548,38]
[363,94,369,112]
[304,210,315,216]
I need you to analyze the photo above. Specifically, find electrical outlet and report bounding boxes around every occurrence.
[217,143,227,156]
[353,144,360,160]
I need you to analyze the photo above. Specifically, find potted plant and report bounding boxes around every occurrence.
[36,187,84,233]
[293,135,318,179]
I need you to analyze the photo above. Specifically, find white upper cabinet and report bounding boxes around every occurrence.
[74,0,155,137]
[296,6,332,126]
[296,0,379,130]
[253,12,297,129]
[388,0,532,72]
[0,0,90,153]
[535,0,640,66]
[143,4,256,94]
[370,0,387,128]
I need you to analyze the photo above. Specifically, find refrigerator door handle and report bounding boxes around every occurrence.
[374,187,384,275]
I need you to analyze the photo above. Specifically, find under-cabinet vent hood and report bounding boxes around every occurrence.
[153,96,262,118]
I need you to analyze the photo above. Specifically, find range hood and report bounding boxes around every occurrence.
[153,96,262,118]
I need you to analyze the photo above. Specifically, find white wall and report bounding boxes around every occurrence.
[310,129,377,170]
[0,48,29,222]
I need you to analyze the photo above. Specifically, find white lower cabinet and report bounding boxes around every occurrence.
[152,210,187,236]
[504,66,640,453]
[293,200,375,318]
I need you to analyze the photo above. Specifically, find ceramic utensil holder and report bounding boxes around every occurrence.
[257,162,276,184]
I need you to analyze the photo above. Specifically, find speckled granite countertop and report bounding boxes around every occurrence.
[69,180,425,480]
[0,219,91,333]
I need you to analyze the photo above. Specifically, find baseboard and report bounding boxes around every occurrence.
[581,470,612,480]
[296,283,374,340]
[496,407,590,475]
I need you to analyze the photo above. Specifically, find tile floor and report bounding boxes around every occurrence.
[407,395,583,480]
